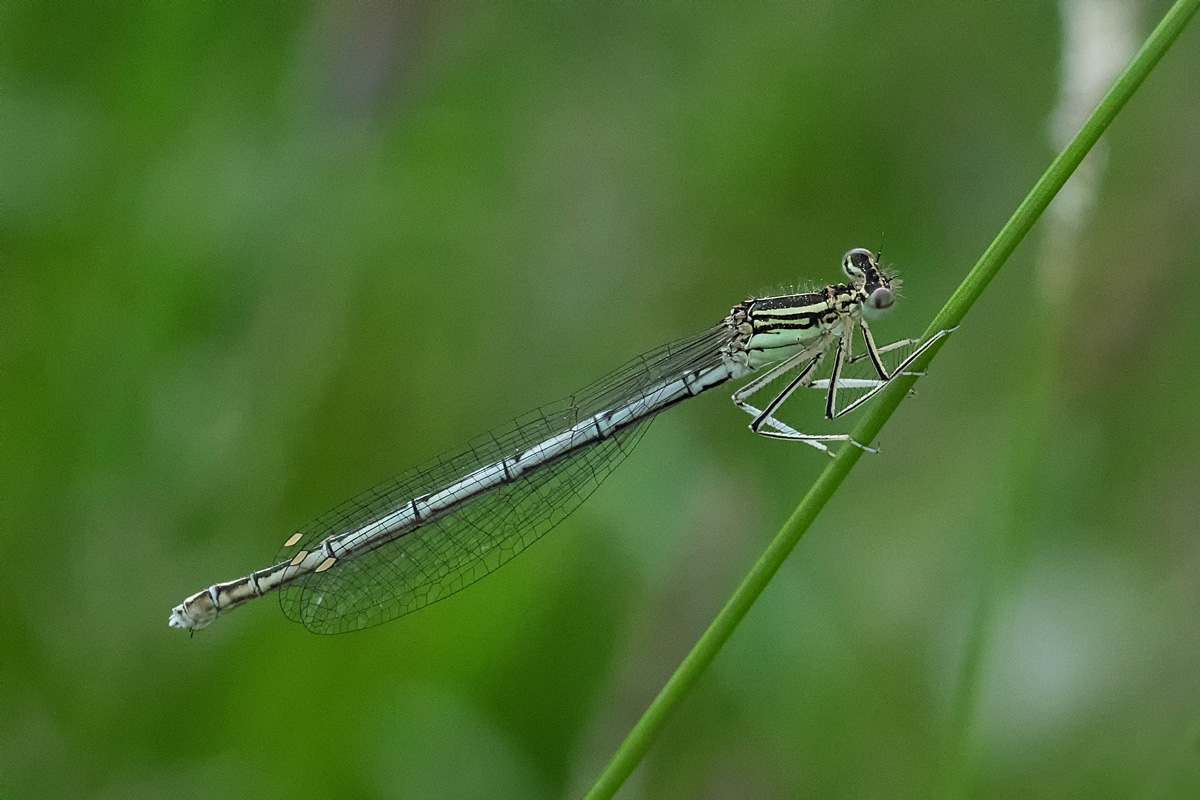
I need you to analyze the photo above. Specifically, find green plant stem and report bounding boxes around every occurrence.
[582,1,1200,797]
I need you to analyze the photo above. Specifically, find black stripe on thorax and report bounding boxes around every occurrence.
[749,285,864,332]
[754,314,821,331]
[751,291,826,312]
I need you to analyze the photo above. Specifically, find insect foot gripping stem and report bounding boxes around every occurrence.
[848,438,879,454]
[168,587,219,631]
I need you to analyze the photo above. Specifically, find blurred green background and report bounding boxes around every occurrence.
[4,2,1200,798]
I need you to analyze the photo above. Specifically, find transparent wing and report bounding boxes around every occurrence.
[277,324,731,634]
[283,423,645,633]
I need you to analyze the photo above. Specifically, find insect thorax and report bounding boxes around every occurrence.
[721,284,865,370]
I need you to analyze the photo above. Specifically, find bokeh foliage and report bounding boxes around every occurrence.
[2,2,1199,798]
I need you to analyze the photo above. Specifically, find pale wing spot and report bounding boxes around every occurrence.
[315,557,337,573]
[290,550,309,566]
[284,533,303,547]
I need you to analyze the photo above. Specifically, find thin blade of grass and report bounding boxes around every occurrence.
[583,1,1200,797]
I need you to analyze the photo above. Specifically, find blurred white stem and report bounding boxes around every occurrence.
[1039,0,1139,301]
[944,3,1142,794]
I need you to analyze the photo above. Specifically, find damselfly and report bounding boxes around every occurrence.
[170,249,953,634]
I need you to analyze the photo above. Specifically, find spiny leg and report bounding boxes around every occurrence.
[858,318,890,380]
[733,348,861,455]
[744,327,957,453]
[745,385,877,456]
[750,351,825,432]
[741,341,878,455]
[732,340,828,435]
[826,326,957,418]
[731,338,830,410]
[750,389,880,454]
[734,353,832,454]
[766,327,956,451]
[810,336,929,392]
[847,339,919,364]
[747,407,868,456]
[756,428,876,457]
[823,328,851,420]
[852,327,926,375]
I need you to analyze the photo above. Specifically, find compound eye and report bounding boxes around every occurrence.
[864,287,895,319]
[842,248,875,279]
